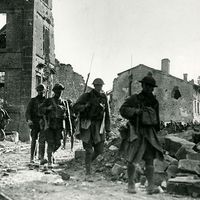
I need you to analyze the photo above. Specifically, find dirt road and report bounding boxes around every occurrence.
[0,141,196,200]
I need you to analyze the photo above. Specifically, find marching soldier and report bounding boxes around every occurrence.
[73,78,111,180]
[40,83,72,168]
[119,72,164,194]
[25,84,46,164]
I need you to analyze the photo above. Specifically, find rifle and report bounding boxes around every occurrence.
[64,99,73,151]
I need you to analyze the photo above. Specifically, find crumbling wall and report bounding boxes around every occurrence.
[54,61,85,103]
[112,65,193,123]
[0,0,55,141]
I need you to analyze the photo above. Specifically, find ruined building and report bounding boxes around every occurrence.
[54,60,86,103]
[0,0,55,140]
[112,58,200,123]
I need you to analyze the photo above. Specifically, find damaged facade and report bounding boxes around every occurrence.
[54,60,86,103]
[0,0,55,140]
[112,58,200,123]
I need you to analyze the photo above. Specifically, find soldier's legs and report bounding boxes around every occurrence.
[38,129,46,160]
[143,141,159,194]
[127,162,136,193]
[54,129,62,152]
[30,128,39,162]
[45,128,55,166]
[83,142,93,175]
[92,141,104,161]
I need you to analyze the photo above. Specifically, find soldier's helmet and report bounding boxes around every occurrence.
[92,78,104,85]
[139,72,157,87]
[36,84,46,92]
[52,83,65,92]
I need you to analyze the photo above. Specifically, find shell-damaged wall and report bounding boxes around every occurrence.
[112,65,194,123]
[0,0,55,141]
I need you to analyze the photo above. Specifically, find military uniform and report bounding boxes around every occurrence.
[40,83,70,166]
[119,72,163,194]
[73,78,111,176]
[25,84,46,162]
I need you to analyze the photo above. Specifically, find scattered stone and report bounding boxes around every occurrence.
[164,154,178,166]
[175,144,196,160]
[167,176,200,197]
[111,163,124,176]
[166,164,179,179]
[154,158,169,172]
[186,152,200,161]
[164,135,195,156]
[178,159,200,175]
[108,145,118,151]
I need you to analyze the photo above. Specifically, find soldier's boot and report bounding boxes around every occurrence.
[127,163,136,194]
[145,165,160,195]
[85,153,93,182]
[30,140,36,163]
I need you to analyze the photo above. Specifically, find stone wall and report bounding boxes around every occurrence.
[112,64,194,123]
[0,0,55,141]
[54,61,86,103]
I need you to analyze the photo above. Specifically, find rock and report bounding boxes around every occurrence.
[105,163,113,168]
[154,158,169,172]
[5,131,19,143]
[186,153,200,161]
[192,132,200,144]
[175,144,196,160]
[167,176,200,197]
[166,164,179,179]
[164,154,178,166]
[108,145,118,151]
[111,163,124,176]
[164,135,195,156]
[178,159,200,175]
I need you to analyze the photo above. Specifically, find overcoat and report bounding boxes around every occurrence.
[73,89,111,144]
[119,91,163,163]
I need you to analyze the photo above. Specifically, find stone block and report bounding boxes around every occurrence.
[192,131,200,144]
[111,163,124,176]
[164,135,195,156]
[178,159,200,175]
[164,154,178,166]
[175,144,196,160]
[154,158,169,172]
[166,164,179,179]
[167,176,200,197]
[186,153,200,161]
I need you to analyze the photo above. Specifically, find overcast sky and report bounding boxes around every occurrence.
[52,0,200,91]
[1,1,200,91]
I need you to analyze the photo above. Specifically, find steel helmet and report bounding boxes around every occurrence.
[36,84,46,92]
[92,78,104,85]
[52,83,65,92]
[139,72,157,87]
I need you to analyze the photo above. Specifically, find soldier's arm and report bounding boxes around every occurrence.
[119,95,141,120]
[25,98,34,121]
[39,99,52,115]
[73,93,90,113]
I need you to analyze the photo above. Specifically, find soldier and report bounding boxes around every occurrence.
[40,83,71,168]
[119,72,163,194]
[25,84,46,164]
[73,78,111,180]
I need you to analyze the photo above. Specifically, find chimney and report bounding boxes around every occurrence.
[161,58,170,74]
[183,73,188,81]
[198,76,200,85]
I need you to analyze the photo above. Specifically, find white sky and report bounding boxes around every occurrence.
[1,1,200,91]
[52,0,200,91]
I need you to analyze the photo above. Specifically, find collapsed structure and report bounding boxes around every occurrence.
[0,0,55,140]
[112,58,200,123]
